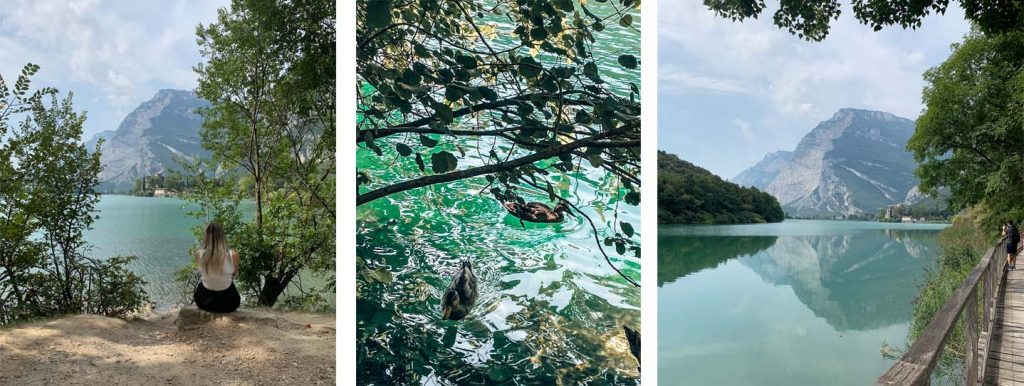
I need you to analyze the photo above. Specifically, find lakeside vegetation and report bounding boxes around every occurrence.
[658,151,784,224]
[0,65,148,326]
[1,0,335,326]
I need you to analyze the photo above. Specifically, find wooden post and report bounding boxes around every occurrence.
[966,286,979,386]
[984,260,993,335]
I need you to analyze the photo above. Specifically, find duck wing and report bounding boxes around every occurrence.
[522,202,557,222]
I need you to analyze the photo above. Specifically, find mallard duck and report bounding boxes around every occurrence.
[624,325,640,371]
[503,200,573,228]
[441,260,478,321]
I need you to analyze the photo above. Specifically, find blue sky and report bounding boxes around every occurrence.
[0,0,227,142]
[659,1,972,180]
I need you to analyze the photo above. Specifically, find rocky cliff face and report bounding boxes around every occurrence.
[732,108,917,216]
[90,90,209,191]
[732,151,793,190]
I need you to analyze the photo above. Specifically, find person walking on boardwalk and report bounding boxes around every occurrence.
[1005,220,1020,271]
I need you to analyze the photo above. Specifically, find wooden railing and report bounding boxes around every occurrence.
[877,237,1009,385]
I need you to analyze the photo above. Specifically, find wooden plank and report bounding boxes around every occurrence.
[877,243,1001,385]
[986,246,1022,384]
[969,286,980,385]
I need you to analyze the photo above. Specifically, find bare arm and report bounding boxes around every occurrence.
[231,250,240,278]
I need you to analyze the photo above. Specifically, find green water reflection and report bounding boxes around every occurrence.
[355,2,641,383]
[658,220,947,385]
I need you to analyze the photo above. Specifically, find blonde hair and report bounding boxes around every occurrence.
[200,222,229,275]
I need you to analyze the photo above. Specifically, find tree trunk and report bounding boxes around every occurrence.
[256,275,290,307]
[251,120,263,230]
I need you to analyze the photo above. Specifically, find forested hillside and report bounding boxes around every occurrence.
[658,151,784,224]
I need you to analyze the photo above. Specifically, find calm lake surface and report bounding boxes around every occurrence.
[85,195,331,310]
[355,3,641,385]
[658,220,948,385]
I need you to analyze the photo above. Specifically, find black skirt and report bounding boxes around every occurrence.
[193,281,241,313]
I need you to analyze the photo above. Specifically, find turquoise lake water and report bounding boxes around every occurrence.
[658,220,948,385]
[85,195,332,309]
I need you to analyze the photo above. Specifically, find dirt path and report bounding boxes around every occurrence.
[0,308,335,385]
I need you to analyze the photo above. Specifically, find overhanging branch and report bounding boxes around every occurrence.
[356,126,631,206]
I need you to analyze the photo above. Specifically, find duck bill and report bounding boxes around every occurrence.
[442,306,452,320]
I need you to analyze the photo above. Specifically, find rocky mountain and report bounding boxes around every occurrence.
[731,150,793,191]
[89,90,209,191]
[84,129,115,151]
[732,108,918,216]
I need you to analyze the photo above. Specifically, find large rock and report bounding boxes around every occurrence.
[173,306,292,331]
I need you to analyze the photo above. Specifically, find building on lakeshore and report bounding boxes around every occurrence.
[153,188,176,198]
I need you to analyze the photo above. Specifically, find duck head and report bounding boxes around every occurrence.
[554,201,573,216]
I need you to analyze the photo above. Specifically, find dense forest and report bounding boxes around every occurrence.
[658,151,784,224]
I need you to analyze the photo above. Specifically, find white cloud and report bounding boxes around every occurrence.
[0,0,227,137]
[733,119,755,143]
[659,1,970,121]
[660,66,749,95]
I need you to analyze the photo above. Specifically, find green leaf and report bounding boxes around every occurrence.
[445,85,465,101]
[478,86,499,102]
[619,14,633,27]
[615,241,626,255]
[415,153,425,171]
[621,221,635,237]
[365,0,392,29]
[518,57,542,78]
[617,54,638,69]
[624,191,640,205]
[431,151,458,173]
[419,134,438,147]
[583,62,600,82]
[455,55,478,69]
[395,143,412,157]
[434,103,454,123]
[553,0,574,12]
[530,26,548,41]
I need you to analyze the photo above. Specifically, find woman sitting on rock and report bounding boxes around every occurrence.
[193,222,241,313]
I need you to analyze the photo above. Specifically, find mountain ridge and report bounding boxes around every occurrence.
[90,89,209,191]
[732,108,919,216]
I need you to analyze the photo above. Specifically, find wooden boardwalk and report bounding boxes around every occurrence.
[986,265,1024,385]
[879,239,1012,385]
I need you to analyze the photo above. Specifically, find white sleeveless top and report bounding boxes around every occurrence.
[197,249,235,291]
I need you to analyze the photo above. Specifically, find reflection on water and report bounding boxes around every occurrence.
[658,235,778,286]
[658,220,946,385]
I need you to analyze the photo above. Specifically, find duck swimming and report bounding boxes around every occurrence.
[503,200,573,227]
[441,260,478,321]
